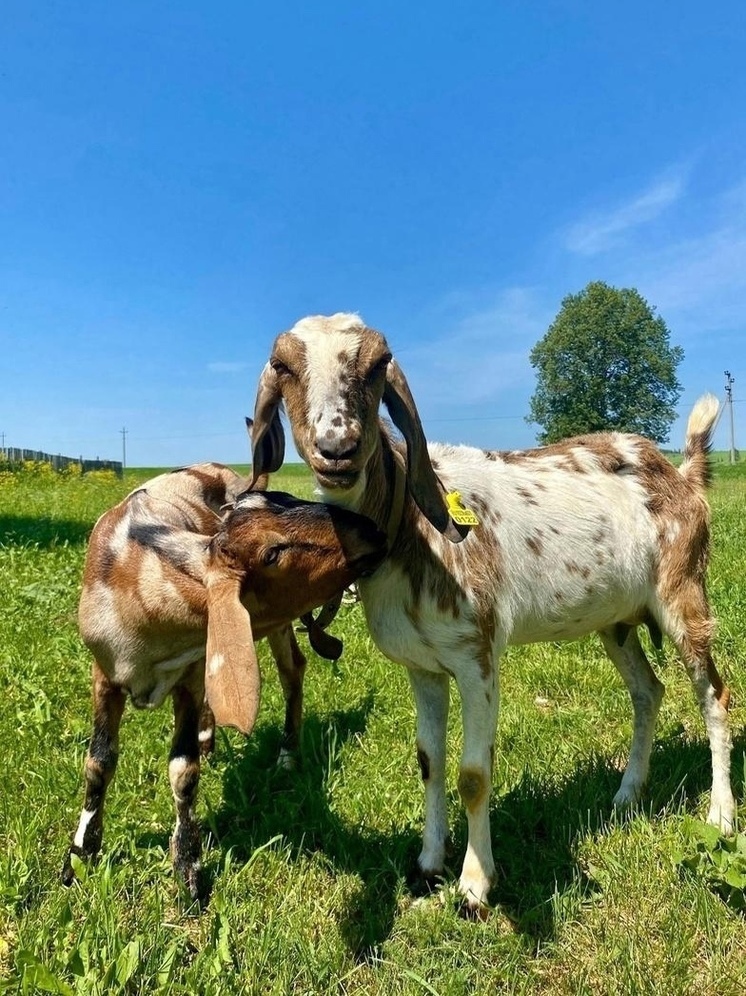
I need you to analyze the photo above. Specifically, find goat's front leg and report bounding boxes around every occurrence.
[407,668,450,885]
[454,659,499,916]
[169,667,204,900]
[62,662,126,884]
[267,625,307,769]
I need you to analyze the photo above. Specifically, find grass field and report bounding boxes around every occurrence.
[1,460,746,994]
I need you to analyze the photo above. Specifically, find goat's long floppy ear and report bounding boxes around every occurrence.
[244,418,270,492]
[250,363,286,487]
[204,572,261,735]
[383,358,468,544]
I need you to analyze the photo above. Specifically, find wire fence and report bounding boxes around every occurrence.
[0,447,123,476]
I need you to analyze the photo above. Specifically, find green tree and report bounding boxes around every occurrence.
[527,281,684,444]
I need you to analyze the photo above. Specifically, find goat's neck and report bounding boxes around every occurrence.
[357,431,408,551]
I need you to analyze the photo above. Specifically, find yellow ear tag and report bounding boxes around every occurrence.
[445,491,480,527]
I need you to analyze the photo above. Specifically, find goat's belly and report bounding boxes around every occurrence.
[99,641,205,708]
[124,647,206,708]
[509,592,644,646]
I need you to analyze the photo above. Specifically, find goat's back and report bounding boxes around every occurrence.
[79,463,247,674]
[374,432,710,647]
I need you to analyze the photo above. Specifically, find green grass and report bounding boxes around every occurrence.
[1,463,746,994]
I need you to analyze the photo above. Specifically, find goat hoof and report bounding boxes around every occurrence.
[61,856,76,887]
[611,786,642,812]
[459,896,491,922]
[61,846,92,886]
[707,803,736,836]
[457,871,494,918]
[173,850,205,904]
[181,865,205,904]
[171,824,204,902]
[406,865,442,898]
[276,748,298,772]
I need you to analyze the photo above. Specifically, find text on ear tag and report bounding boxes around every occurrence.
[445,491,480,527]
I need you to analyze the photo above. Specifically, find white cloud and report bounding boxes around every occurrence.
[564,174,687,255]
[566,175,746,345]
[402,287,550,410]
[624,228,746,339]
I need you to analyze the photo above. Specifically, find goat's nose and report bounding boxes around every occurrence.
[315,434,360,461]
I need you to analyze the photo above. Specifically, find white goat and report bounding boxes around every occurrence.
[249,311,734,915]
[63,461,386,899]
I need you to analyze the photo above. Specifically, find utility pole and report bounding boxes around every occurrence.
[121,427,128,470]
[0,432,5,459]
[724,371,736,465]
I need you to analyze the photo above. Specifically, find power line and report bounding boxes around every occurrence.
[724,371,737,464]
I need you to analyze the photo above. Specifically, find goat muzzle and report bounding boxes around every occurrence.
[313,463,361,490]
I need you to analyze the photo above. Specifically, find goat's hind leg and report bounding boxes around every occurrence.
[599,626,665,813]
[660,587,735,832]
[169,666,205,900]
[62,662,126,884]
[696,652,735,832]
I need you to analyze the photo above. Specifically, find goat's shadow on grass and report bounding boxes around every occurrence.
[204,694,417,959]
[0,514,91,548]
[169,704,746,957]
[133,703,405,955]
[474,727,746,939]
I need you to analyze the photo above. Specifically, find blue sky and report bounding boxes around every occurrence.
[3,1,744,467]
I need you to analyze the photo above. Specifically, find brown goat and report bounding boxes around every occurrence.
[62,462,385,899]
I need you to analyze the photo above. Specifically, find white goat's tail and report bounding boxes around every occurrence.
[678,393,720,492]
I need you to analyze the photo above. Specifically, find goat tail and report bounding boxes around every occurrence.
[678,393,720,492]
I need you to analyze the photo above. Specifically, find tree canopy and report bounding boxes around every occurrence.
[527,281,684,444]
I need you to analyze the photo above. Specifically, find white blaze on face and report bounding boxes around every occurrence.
[291,315,364,443]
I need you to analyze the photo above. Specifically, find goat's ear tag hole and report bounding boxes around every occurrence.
[445,491,480,527]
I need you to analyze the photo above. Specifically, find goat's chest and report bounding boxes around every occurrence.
[357,564,479,673]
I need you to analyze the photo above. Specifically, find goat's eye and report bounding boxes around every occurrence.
[270,357,292,377]
[371,354,392,377]
[262,546,282,566]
